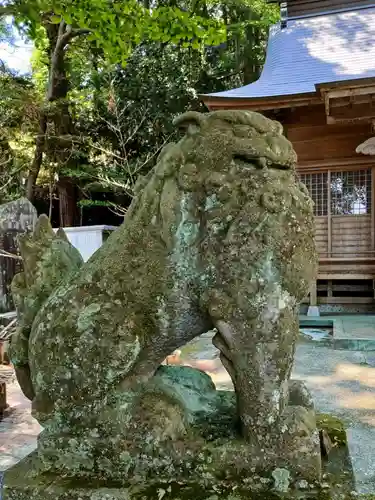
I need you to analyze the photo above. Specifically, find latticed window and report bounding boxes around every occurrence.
[300,169,372,216]
[330,170,371,215]
[300,172,328,216]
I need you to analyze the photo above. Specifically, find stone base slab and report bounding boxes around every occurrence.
[2,454,286,500]
[2,442,356,500]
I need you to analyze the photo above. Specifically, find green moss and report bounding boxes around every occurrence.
[316,413,347,447]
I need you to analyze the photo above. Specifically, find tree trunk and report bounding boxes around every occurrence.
[243,11,255,85]
[26,112,47,202]
[26,19,83,226]
[0,134,12,167]
[50,98,79,227]
[56,176,79,227]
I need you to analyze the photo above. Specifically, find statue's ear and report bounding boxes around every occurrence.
[173,111,205,136]
[56,227,69,242]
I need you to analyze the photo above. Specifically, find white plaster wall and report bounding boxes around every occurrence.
[53,226,116,262]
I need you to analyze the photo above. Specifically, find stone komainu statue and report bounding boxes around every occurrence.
[11,110,320,484]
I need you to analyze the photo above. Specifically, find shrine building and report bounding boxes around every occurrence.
[202,0,375,312]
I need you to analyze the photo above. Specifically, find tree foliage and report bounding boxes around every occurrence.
[0,0,279,223]
[0,67,40,203]
[3,0,227,62]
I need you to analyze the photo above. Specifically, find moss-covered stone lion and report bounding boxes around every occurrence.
[10,110,320,484]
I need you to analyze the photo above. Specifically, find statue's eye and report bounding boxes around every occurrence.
[233,154,265,170]
[233,153,256,163]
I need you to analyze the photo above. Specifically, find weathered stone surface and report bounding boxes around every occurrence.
[0,198,38,313]
[288,379,315,410]
[320,430,334,458]
[10,215,83,400]
[9,110,320,485]
[3,416,355,500]
[0,198,37,232]
[31,367,319,485]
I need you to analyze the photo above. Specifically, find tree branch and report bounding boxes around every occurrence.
[46,22,91,102]
[59,25,92,48]
[56,20,70,52]
[0,5,15,16]
[70,28,91,38]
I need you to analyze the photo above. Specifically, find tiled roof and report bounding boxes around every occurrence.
[204,6,375,100]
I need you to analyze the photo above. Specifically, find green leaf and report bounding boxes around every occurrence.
[78,199,111,208]
[50,15,62,24]
[64,13,72,24]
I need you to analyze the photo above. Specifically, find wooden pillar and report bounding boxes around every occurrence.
[372,168,375,298]
[0,381,6,421]
[310,281,317,306]
[327,170,332,257]
[371,167,375,252]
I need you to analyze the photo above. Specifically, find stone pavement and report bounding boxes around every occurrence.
[331,315,375,350]
[294,342,375,494]
[330,315,375,340]
[0,367,41,472]
[301,314,375,350]
[1,337,375,494]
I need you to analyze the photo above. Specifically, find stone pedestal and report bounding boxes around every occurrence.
[3,441,356,500]
[3,368,324,500]
[5,454,279,500]
[2,413,354,500]
[4,457,130,500]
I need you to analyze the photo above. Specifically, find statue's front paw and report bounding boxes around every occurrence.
[281,405,317,439]
[279,406,322,482]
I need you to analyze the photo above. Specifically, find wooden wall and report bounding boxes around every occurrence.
[315,217,328,254]
[332,215,372,257]
[277,105,375,300]
[314,216,372,259]
[280,105,374,166]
